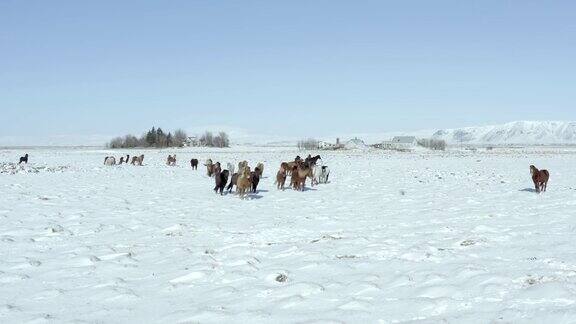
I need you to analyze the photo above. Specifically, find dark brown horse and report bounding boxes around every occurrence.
[250,168,261,193]
[305,154,322,166]
[214,169,230,195]
[530,165,550,193]
[190,159,199,170]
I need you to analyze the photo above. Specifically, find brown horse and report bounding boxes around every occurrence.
[290,165,303,190]
[296,162,314,190]
[19,154,29,164]
[530,165,550,193]
[281,161,297,175]
[213,162,222,175]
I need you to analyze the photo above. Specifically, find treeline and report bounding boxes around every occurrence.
[297,138,319,150]
[417,138,447,151]
[199,131,230,148]
[108,127,188,149]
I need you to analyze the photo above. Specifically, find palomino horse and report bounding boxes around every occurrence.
[530,165,550,193]
[238,161,248,173]
[205,159,214,177]
[236,166,252,199]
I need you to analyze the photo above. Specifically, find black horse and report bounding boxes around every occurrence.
[19,154,29,164]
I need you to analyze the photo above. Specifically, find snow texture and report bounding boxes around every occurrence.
[1,146,576,323]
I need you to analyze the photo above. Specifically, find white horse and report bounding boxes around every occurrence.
[104,156,116,166]
[227,162,235,175]
[318,166,330,184]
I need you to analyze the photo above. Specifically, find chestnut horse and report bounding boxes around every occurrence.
[276,167,287,190]
[530,165,550,193]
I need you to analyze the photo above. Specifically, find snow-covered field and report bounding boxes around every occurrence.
[2,146,576,323]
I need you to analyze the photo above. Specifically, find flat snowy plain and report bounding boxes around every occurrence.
[1,146,576,323]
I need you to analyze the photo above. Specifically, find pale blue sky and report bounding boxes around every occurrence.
[1,0,575,144]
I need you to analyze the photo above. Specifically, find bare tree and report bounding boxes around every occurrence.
[173,129,188,147]
[200,131,214,147]
[297,138,319,150]
[108,137,124,149]
[417,138,447,151]
[213,131,230,148]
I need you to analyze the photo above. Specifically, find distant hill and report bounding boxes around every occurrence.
[431,121,576,145]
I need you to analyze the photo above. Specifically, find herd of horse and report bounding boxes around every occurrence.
[101,153,331,198]
[201,154,331,198]
[101,154,551,195]
[15,152,551,195]
[103,154,145,166]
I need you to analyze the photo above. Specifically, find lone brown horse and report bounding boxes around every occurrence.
[530,165,550,193]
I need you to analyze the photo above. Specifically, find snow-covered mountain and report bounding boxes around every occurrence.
[431,121,576,145]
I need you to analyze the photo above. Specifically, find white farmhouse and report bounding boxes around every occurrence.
[391,136,417,149]
[318,141,335,149]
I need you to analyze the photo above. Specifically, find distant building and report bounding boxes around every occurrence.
[345,137,368,150]
[318,138,345,150]
[318,141,335,149]
[391,136,417,149]
[376,136,418,150]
